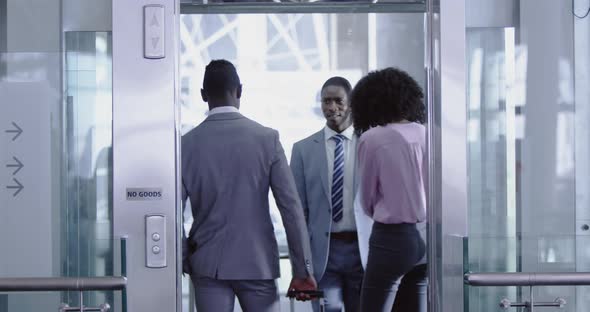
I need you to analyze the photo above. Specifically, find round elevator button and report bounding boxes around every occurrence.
[152,233,161,241]
[152,246,161,254]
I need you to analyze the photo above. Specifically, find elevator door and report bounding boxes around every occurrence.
[178,1,428,310]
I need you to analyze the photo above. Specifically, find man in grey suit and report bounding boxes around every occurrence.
[182,59,317,312]
[290,77,365,312]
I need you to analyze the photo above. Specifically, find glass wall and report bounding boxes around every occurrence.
[179,11,425,311]
[0,1,117,311]
[62,30,114,307]
[465,0,590,310]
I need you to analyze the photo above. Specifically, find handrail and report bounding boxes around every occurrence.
[464,272,590,287]
[0,277,127,292]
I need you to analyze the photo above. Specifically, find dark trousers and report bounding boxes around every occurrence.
[359,222,427,312]
[190,276,279,312]
[313,237,364,312]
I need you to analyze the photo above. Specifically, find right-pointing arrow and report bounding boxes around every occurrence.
[5,122,23,141]
[6,178,23,197]
[6,156,24,175]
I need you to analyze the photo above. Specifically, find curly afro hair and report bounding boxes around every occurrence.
[351,67,426,135]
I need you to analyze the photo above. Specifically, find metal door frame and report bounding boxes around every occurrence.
[113,1,470,311]
[427,1,468,312]
[178,1,461,312]
[112,1,182,312]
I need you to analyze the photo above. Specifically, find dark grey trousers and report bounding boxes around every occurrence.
[312,238,364,312]
[359,222,428,312]
[191,276,279,312]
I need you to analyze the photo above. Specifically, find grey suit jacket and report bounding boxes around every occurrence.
[182,112,313,280]
[290,129,365,281]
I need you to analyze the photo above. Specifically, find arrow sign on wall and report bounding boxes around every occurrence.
[5,122,23,141]
[6,156,23,175]
[6,178,23,197]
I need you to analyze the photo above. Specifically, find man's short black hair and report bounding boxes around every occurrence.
[202,59,241,98]
[351,67,426,135]
[321,76,352,95]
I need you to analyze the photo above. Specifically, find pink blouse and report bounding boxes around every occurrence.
[357,123,427,224]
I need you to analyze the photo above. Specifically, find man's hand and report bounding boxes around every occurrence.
[288,275,318,301]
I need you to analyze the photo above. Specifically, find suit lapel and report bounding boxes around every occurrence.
[312,131,331,202]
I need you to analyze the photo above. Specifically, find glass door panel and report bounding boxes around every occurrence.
[464,0,590,311]
[63,30,114,309]
[0,1,119,311]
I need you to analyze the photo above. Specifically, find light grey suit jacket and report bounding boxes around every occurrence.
[182,112,313,280]
[290,129,370,281]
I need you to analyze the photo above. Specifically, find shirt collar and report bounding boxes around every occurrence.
[208,106,240,116]
[324,125,354,142]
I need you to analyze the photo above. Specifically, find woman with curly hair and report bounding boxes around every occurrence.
[352,67,427,312]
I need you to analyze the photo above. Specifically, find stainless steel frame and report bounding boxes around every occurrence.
[112,1,181,312]
[425,0,439,311]
[427,0,468,311]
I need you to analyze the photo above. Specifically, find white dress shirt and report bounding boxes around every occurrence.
[208,106,240,115]
[324,125,357,232]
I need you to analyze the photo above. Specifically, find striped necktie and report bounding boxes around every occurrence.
[331,134,346,222]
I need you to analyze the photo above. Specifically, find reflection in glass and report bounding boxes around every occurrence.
[63,31,113,309]
[1,1,114,311]
[466,1,589,311]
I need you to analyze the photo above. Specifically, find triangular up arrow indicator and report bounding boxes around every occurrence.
[150,15,160,27]
[151,37,160,49]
